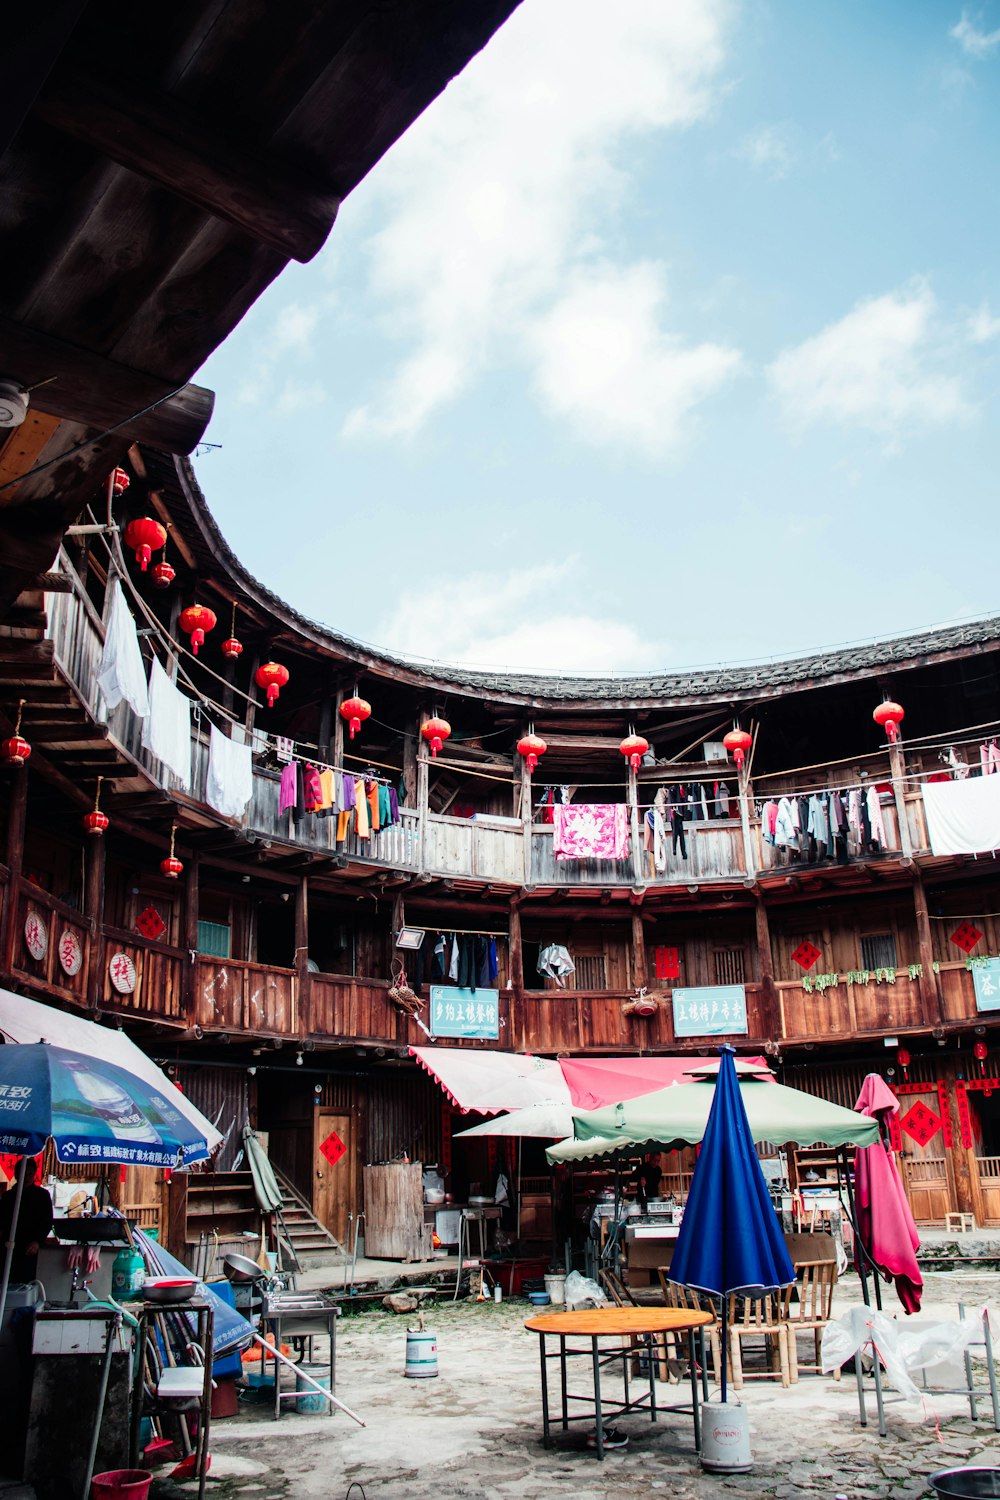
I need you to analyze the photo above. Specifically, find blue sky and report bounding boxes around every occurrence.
[195,1,1000,676]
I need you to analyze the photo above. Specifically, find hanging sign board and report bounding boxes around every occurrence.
[24,909,48,962]
[108,952,137,994]
[972,958,1000,1012]
[672,984,748,1038]
[429,986,499,1040]
[58,928,83,977]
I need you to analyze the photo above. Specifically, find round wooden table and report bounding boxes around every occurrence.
[524,1306,714,1459]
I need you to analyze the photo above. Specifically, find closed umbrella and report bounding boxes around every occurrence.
[852,1074,922,1314]
[667,1047,795,1405]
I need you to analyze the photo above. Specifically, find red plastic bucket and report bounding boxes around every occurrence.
[91,1471,152,1500]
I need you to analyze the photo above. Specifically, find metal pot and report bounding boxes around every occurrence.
[223,1251,267,1284]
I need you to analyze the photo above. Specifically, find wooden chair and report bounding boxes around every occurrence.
[656,1271,722,1386]
[727,1291,791,1389]
[599,1268,669,1380]
[779,1260,837,1382]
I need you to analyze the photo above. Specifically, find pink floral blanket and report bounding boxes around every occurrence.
[552,804,629,861]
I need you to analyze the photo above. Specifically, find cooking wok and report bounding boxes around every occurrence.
[223,1251,267,1284]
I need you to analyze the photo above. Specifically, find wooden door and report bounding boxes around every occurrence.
[896,1087,951,1223]
[312,1108,355,1246]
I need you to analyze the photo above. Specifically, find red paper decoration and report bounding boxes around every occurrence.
[951,922,982,953]
[136,905,167,942]
[723,727,752,770]
[1,699,31,767]
[124,517,167,572]
[955,1081,974,1148]
[899,1100,942,1147]
[654,946,680,981]
[422,716,451,758]
[619,733,649,772]
[255,661,289,708]
[792,941,821,971]
[319,1130,346,1166]
[517,731,547,775]
[340,695,371,739]
[873,699,905,742]
[179,604,217,656]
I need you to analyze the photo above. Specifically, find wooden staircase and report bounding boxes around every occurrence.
[274,1168,344,1266]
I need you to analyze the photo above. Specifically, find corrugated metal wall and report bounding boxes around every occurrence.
[177,1063,249,1170]
[320,1066,444,1166]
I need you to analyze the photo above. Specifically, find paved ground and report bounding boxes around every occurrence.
[142,1263,1000,1500]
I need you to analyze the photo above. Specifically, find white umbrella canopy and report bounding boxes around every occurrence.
[453,1100,577,1139]
[0,989,223,1155]
[410,1045,570,1115]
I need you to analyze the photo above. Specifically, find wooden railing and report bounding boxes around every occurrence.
[7,879,92,1009]
[101,925,186,1022]
[530,828,639,887]
[194,958,296,1036]
[778,971,930,1043]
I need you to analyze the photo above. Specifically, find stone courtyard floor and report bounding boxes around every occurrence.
[149,1265,1000,1500]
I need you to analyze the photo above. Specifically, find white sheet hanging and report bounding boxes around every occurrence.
[921,775,1000,856]
[141,657,191,788]
[206,723,253,819]
[96,578,150,719]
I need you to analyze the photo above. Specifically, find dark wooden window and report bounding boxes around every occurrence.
[575,954,607,990]
[860,932,897,970]
[713,948,746,986]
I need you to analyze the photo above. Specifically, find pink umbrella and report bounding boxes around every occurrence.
[853,1074,923,1314]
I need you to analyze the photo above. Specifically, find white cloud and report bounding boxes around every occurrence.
[737,124,795,178]
[272,304,320,351]
[968,304,1000,343]
[236,302,322,406]
[275,381,326,414]
[767,281,973,439]
[527,262,741,453]
[342,0,734,446]
[951,11,1000,57]
[375,559,666,675]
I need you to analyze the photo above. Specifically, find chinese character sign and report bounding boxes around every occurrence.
[671,984,748,1038]
[429,987,500,1040]
[973,958,1000,1013]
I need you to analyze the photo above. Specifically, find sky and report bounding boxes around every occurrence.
[194,1,1000,678]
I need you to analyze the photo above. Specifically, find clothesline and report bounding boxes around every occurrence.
[407,925,509,939]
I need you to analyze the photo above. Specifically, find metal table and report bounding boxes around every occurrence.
[524,1306,713,1460]
[260,1290,339,1420]
[129,1296,214,1500]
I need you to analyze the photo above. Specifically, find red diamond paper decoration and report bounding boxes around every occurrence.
[136,905,167,942]
[951,922,982,954]
[792,941,821,971]
[319,1131,346,1167]
[900,1100,942,1148]
[654,946,680,981]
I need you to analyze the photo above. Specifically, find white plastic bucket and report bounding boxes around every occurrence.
[544,1273,566,1305]
[404,1329,438,1378]
[294,1365,332,1414]
[700,1401,752,1473]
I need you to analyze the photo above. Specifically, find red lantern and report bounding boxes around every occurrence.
[422,716,451,758]
[83,776,108,835]
[723,727,753,770]
[111,467,130,498]
[161,826,183,880]
[340,695,371,739]
[179,604,217,656]
[619,732,649,773]
[221,636,243,660]
[151,559,175,589]
[1,699,30,767]
[124,517,167,572]
[873,700,905,743]
[517,731,547,775]
[975,1039,989,1076]
[897,1046,911,1081]
[255,661,289,709]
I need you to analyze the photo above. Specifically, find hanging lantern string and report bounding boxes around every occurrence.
[12,698,24,736]
[168,824,177,860]
[93,775,103,812]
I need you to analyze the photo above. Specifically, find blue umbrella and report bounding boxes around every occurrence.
[668,1047,794,1401]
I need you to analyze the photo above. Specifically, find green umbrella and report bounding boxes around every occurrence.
[545,1072,880,1164]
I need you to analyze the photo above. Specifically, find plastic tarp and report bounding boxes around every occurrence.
[134,1229,254,1357]
[0,990,222,1155]
[410,1046,570,1115]
[821,1305,991,1404]
[243,1124,283,1214]
[546,1073,880,1163]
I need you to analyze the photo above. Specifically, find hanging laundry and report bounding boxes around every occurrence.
[206,724,253,819]
[487,937,498,983]
[316,768,335,814]
[448,935,459,981]
[303,764,323,813]
[866,785,886,848]
[537,944,575,988]
[275,736,294,763]
[141,657,191,788]
[715,781,731,818]
[279,763,298,816]
[774,797,797,849]
[388,786,400,822]
[761,800,779,845]
[378,783,391,828]
[922,776,1000,856]
[981,741,1000,776]
[366,779,379,831]
[96,578,150,719]
[552,804,629,861]
[643,809,667,874]
[354,778,370,838]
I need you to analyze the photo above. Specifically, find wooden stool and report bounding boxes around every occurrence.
[945,1212,976,1233]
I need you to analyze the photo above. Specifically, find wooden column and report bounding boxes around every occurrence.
[332,683,346,771]
[887,739,913,859]
[912,869,943,1026]
[754,891,780,1043]
[317,684,333,764]
[244,650,260,737]
[941,1057,977,1218]
[509,899,524,990]
[737,769,757,877]
[183,854,199,1024]
[630,907,648,990]
[402,729,417,808]
[295,875,311,1036]
[627,759,643,887]
[2,770,28,975]
[84,829,107,1011]
[416,712,430,874]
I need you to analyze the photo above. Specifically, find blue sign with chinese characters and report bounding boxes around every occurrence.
[429,986,500,1040]
[972,958,1000,1013]
[672,984,748,1038]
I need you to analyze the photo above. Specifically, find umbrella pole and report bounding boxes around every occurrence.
[0,1154,29,1327]
[720,1308,728,1404]
[837,1147,870,1309]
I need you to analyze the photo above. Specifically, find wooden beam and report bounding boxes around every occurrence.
[0,411,65,506]
[0,1,87,157]
[36,69,341,264]
[0,315,214,454]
